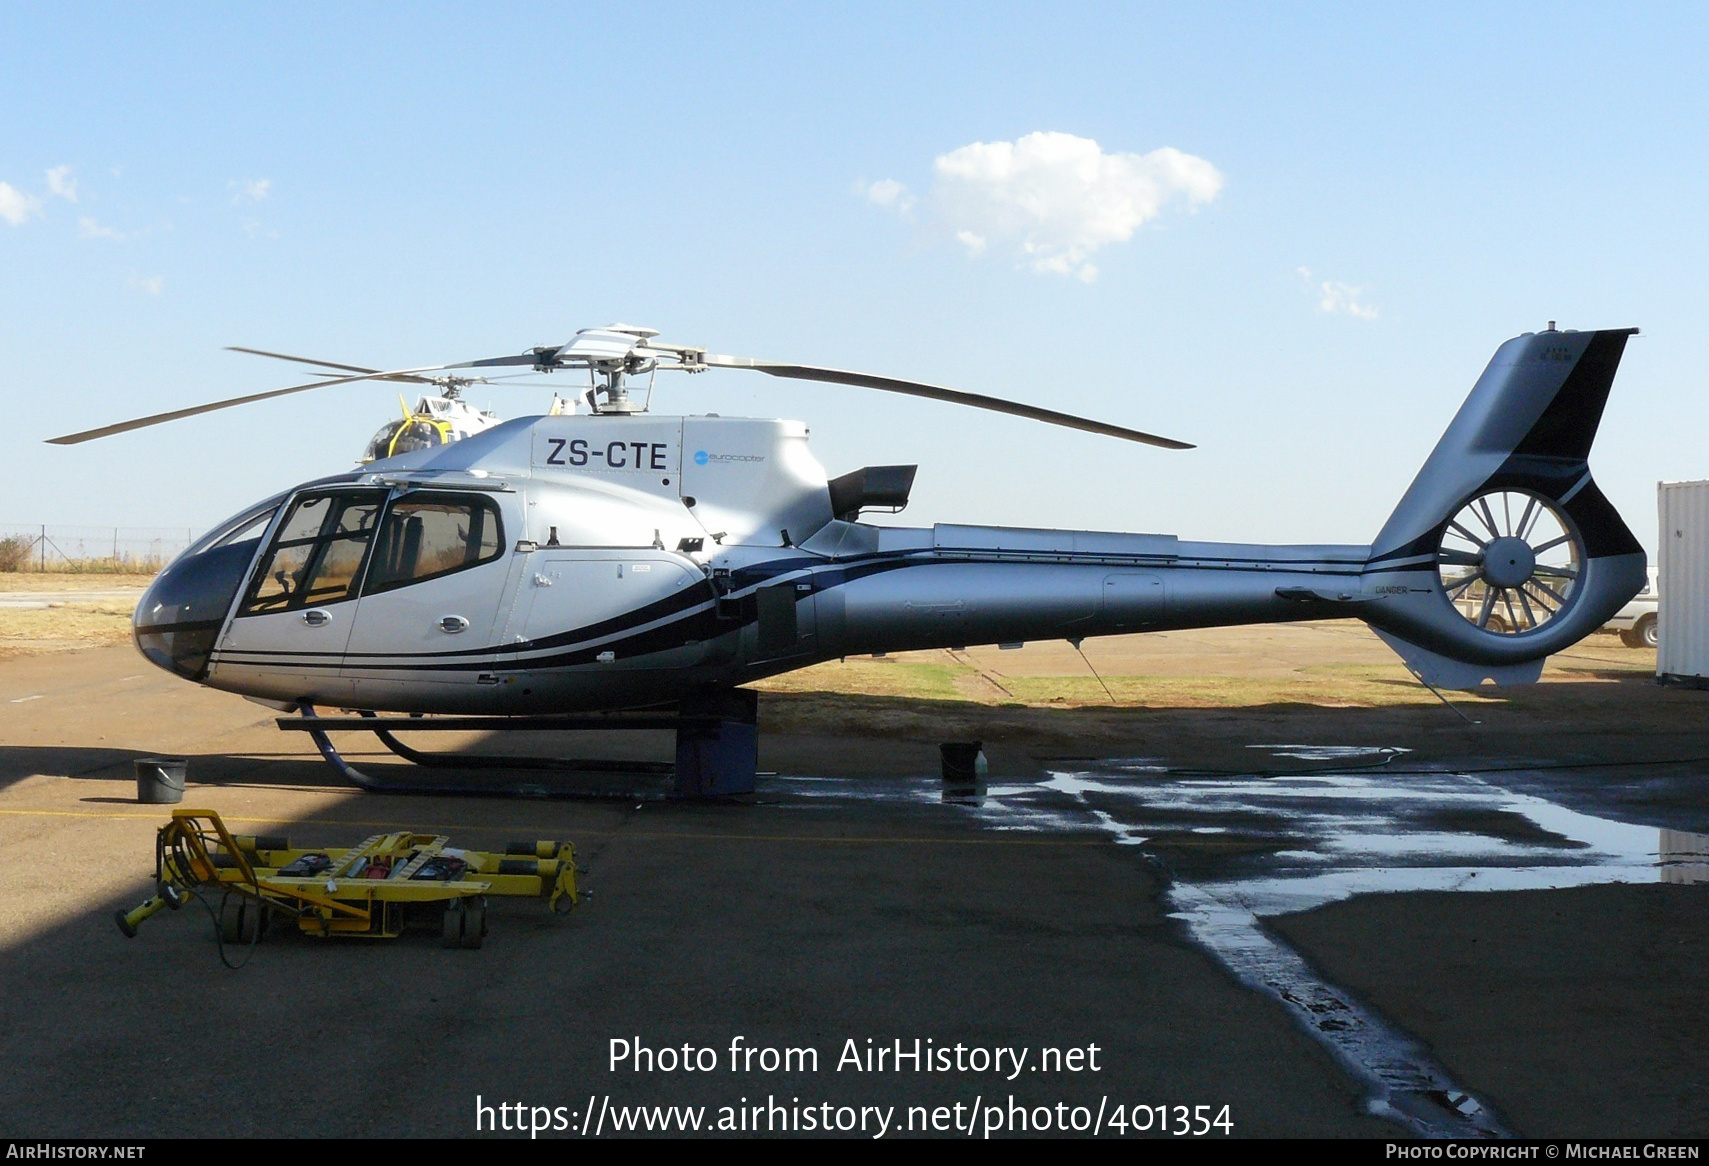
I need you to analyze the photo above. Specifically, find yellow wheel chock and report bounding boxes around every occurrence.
[117,809,580,948]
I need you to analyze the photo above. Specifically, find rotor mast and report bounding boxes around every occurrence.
[534,324,704,416]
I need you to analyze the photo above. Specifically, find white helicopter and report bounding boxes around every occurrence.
[50,323,1647,794]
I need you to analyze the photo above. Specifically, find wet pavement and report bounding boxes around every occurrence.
[5,640,1708,1137]
[768,755,1709,1138]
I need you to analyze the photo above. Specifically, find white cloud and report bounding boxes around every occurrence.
[1298,267,1379,319]
[79,216,124,240]
[231,178,272,204]
[45,166,77,203]
[862,177,915,216]
[0,182,42,226]
[867,131,1223,281]
[128,272,164,295]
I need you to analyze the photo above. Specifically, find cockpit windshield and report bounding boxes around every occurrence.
[183,492,290,558]
[133,492,290,682]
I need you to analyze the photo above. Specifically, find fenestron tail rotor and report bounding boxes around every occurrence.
[1437,489,1583,635]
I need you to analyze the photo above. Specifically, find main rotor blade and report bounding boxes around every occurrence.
[227,346,436,385]
[702,356,1194,450]
[449,352,555,370]
[44,364,455,445]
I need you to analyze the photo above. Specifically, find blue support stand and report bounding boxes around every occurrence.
[674,688,760,797]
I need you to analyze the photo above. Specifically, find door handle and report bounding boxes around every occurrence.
[438,615,470,634]
[301,609,331,628]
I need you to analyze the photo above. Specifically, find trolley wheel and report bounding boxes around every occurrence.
[218,894,268,945]
[442,897,485,949]
[461,896,487,949]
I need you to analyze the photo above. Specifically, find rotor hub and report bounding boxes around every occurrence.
[1435,489,1583,637]
[1479,536,1536,589]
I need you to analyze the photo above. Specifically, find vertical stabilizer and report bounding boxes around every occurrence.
[1359,327,1646,687]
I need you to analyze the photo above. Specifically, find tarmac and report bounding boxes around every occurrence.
[0,587,145,610]
[2,628,1706,1139]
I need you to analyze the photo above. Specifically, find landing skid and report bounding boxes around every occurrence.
[280,692,760,799]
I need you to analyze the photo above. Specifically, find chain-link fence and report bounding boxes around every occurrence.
[0,525,195,573]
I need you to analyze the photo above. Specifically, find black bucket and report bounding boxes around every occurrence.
[135,757,188,804]
[939,741,987,803]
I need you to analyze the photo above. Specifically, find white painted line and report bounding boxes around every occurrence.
[7,695,44,703]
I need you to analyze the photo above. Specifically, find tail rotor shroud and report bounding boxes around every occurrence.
[1436,489,1584,636]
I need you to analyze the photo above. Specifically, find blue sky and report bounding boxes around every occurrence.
[3,3,1704,555]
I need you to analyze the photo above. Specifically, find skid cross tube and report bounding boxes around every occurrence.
[358,712,677,775]
[283,702,755,799]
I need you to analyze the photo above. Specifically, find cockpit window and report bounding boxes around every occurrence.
[213,507,277,549]
[364,493,503,595]
[239,490,385,614]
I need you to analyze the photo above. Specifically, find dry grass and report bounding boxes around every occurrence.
[997,668,1470,709]
[755,639,1678,766]
[0,558,166,575]
[0,572,157,591]
[0,574,152,659]
[751,656,970,702]
[750,636,1659,725]
[0,535,32,572]
[0,602,137,659]
[755,650,1460,711]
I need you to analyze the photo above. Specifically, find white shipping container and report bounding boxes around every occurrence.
[1657,479,1709,682]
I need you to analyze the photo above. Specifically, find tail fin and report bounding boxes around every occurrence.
[1361,327,1646,688]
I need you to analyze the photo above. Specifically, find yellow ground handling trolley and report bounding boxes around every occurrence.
[117,808,580,951]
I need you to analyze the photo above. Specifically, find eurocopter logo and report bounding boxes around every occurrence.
[694,450,765,465]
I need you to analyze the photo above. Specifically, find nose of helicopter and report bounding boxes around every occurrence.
[133,538,259,681]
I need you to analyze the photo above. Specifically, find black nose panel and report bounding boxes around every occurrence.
[133,538,261,680]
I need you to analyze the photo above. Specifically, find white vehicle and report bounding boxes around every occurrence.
[1605,566,1659,648]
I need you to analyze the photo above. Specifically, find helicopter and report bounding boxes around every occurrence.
[361,392,498,464]
[49,323,1647,793]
